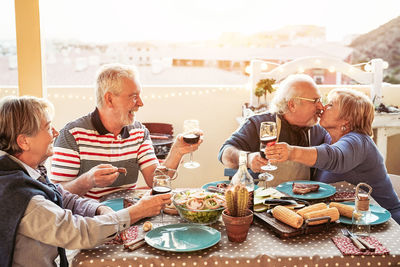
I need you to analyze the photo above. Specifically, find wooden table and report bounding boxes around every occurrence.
[72,182,400,267]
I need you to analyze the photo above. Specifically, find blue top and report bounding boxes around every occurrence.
[218,112,328,162]
[314,132,400,224]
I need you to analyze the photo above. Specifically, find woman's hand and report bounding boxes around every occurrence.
[265,142,292,163]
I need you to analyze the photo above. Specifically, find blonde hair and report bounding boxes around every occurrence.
[328,88,374,136]
[270,74,317,114]
[95,63,139,108]
[0,95,54,155]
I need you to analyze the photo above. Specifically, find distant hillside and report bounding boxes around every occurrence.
[350,16,400,83]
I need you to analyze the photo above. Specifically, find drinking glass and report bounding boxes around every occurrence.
[259,121,278,171]
[183,119,201,169]
[152,174,172,225]
[258,172,274,189]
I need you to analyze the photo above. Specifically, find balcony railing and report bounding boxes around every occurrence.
[1,83,400,186]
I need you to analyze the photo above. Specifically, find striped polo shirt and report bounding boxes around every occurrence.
[50,108,159,200]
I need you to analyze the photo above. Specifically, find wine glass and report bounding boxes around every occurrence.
[182,119,201,169]
[259,121,278,171]
[152,174,172,225]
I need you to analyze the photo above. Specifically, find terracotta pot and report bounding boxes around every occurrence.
[222,209,253,242]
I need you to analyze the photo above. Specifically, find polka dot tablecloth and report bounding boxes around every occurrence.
[72,182,400,267]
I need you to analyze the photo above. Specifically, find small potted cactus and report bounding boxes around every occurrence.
[222,184,254,242]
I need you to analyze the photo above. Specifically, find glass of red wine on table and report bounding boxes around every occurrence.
[258,121,277,188]
[152,173,172,225]
[182,119,201,169]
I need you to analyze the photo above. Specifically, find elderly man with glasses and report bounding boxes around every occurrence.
[218,74,329,185]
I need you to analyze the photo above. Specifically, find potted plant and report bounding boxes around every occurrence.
[222,184,253,242]
[254,78,276,105]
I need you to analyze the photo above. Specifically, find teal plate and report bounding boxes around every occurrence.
[276,180,336,200]
[202,180,259,191]
[338,202,391,225]
[103,198,124,211]
[145,223,221,252]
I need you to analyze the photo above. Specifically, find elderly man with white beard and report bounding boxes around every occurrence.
[51,63,202,199]
[218,74,329,185]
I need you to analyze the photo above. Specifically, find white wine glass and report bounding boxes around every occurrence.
[259,121,278,171]
[183,119,201,169]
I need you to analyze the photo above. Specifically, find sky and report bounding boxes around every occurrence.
[1,0,399,43]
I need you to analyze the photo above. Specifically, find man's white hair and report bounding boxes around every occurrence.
[95,63,139,108]
[269,74,317,114]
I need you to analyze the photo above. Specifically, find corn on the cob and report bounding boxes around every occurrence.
[296,203,327,218]
[329,202,353,218]
[303,207,340,225]
[272,205,304,229]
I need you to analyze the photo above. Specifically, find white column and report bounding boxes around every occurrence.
[371,58,383,105]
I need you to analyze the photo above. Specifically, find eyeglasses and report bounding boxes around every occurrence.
[294,96,322,104]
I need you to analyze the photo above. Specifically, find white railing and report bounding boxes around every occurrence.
[1,83,400,185]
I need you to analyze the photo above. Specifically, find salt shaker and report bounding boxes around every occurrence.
[352,183,372,236]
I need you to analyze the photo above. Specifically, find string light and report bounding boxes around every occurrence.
[0,87,247,101]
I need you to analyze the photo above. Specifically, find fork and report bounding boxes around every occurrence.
[346,229,376,252]
[341,228,366,252]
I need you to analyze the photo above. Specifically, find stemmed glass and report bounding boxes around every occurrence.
[182,119,201,169]
[259,121,278,171]
[152,174,172,225]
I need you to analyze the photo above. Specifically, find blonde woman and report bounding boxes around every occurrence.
[266,88,400,224]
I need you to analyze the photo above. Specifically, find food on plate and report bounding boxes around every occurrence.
[123,198,137,208]
[254,187,286,206]
[329,202,360,219]
[173,189,225,224]
[272,205,303,229]
[117,167,128,176]
[303,207,340,225]
[296,203,328,217]
[143,221,153,232]
[217,183,229,189]
[292,183,320,194]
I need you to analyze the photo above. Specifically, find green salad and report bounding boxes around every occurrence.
[173,189,225,224]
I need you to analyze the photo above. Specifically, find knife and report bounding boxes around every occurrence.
[207,186,225,194]
[341,229,366,252]
[263,198,298,206]
[347,230,376,252]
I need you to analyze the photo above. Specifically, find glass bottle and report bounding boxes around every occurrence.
[231,151,255,210]
[352,183,373,236]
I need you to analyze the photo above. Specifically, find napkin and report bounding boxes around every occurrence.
[329,192,356,202]
[106,225,140,246]
[332,236,390,255]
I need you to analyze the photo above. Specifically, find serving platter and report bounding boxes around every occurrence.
[338,202,391,225]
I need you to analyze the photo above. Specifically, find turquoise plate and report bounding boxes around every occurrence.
[202,180,259,191]
[338,202,391,225]
[103,198,124,211]
[276,180,336,200]
[145,223,221,252]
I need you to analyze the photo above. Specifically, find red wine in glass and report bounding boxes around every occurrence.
[259,122,278,171]
[183,133,200,144]
[151,186,172,195]
[260,136,277,158]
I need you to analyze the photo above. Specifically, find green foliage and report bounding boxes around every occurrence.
[254,78,276,104]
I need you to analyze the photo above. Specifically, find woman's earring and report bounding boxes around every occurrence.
[341,125,347,132]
